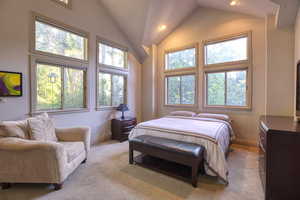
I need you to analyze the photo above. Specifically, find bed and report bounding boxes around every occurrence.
[128,115,235,183]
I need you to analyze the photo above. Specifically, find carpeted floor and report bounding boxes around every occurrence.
[0,141,264,200]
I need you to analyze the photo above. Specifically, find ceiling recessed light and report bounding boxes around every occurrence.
[230,0,239,6]
[158,25,167,32]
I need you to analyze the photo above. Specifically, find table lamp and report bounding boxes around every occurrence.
[117,104,129,119]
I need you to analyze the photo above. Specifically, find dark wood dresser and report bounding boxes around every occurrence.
[259,116,300,200]
[111,117,137,142]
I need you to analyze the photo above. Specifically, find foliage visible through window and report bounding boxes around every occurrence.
[99,43,126,68]
[36,63,85,111]
[205,37,247,65]
[207,70,247,106]
[99,72,125,107]
[64,68,84,109]
[35,20,87,60]
[166,48,196,70]
[166,75,195,105]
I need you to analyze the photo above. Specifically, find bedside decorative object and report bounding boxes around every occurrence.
[116,104,129,119]
[111,117,137,142]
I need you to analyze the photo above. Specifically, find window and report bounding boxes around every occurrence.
[30,13,89,114]
[96,37,128,109]
[206,70,247,107]
[165,47,196,70]
[165,75,196,105]
[33,14,88,61]
[203,32,251,109]
[98,72,126,107]
[35,62,87,111]
[98,41,127,69]
[204,36,248,66]
[163,44,198,107]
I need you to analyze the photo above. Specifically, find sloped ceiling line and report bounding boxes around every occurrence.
[98,0,146,62]
[271,0,300,28]
[100,0,198,62]
[100,0,298,63]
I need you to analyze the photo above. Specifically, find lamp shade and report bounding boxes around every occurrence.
[116,104,129,112]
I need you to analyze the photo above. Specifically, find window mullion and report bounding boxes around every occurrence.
[111,74,113,106]
[224,72,227,106]
[167,77,169,104]
[61,66,65,110]
[84,39,88,60]
[123,76,126,104]
[83,70,87,108]
[124,52,128,69]
[179,76,182,104]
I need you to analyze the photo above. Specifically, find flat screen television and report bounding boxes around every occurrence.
[0,71,22,97]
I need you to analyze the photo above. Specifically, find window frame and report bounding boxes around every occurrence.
[164,44,198,73]
[204,68,250,110]
[96,36,128,72]
[51,0,72,9]
[163,43,199,108]
[163,44,198,108]
[96,69,128,110]
[164,73,197,107]
[202,31,252,110]
[30,12,89,63]
[203,32,251,68]
[30,55,89,115]
[96,36,129,110]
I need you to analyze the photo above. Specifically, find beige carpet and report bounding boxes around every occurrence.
[0,141,264,200]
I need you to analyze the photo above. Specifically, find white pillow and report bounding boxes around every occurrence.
[0,121,28,139]
[28,113,58,142]
[169,111,196,117]
[197,113,231,122]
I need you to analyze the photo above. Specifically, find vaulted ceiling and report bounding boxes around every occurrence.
[99,0,299,62]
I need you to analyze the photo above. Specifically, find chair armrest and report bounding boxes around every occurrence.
[0,137,66,182]
[0,137,64,152]
[55,127,91,153]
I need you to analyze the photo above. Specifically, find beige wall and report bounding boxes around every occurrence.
[266,15,295,116]
[153,7,268,145]
[141,45,158,121]
[0,0,141,145]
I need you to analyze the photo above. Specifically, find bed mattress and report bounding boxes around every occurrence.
[129,116,235,183]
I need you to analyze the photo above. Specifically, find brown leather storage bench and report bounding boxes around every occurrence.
[129,135,205,187]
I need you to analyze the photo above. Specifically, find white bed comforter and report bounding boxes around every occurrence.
[128,116,235,183]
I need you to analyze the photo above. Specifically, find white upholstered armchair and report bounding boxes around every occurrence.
[0,125,90,190]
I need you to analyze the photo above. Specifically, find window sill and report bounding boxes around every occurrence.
[164,66,197,73]
[96,106,117,111]
[30,108,90,116]
[163,104,197,108]
[98,64,128,72]
[30,50,88,65]
[203,105,252,111]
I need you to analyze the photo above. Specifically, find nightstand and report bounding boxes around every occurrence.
[111,117,137,142]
